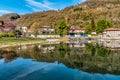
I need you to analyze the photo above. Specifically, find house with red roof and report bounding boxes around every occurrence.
[69,26,86,37]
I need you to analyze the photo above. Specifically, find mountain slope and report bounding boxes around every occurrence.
[0,0,120,33]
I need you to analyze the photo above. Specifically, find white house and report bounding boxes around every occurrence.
[102,28,120,39]
[40,26,55,34]
[21,26,27,33]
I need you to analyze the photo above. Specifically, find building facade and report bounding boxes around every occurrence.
[102,28,120,39]
[69,27,86,37]
[40,26,55,34]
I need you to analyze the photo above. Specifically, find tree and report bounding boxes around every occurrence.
[91,18,96,30]
[85,25,92,34]
[10,14,20,21]
[85,18,96,34]
[14,30,22,38]
[55,21,69,36]
[96,20,113,33]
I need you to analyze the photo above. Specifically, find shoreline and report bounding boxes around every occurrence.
[0,37,69,48]
[0,41,47,48]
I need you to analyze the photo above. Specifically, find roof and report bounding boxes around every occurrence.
[41,26,50,28]
[70,28,85,30]
[104,28,120,31]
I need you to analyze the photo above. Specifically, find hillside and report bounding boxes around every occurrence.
[0,0,120,33]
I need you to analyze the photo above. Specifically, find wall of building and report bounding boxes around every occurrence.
[102,30,120,39]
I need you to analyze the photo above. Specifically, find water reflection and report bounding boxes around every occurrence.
[0,40,120,80]
[99,40,120,50]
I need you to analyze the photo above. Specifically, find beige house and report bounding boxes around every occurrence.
[101,28,120,39]
[40,26,55,34]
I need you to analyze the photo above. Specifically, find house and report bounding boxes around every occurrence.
[15,26,28,33]
[102,28,120,39]
[69,27,85,37]
[20,26,28,37]
[21,26,28,33]
[40,26,55,34]
[91,30,97,34]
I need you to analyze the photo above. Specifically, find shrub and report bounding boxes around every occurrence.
[8,33,15,37]
[0,33,15,37]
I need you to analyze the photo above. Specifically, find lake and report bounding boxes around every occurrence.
[0,40,120,80]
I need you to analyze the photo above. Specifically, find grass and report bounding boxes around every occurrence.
[0,37,44,45]
[0,37,70,48]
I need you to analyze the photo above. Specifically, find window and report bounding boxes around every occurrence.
[118,34,120,36]
[106,35,110,37]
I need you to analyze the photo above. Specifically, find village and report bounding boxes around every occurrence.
[0,19,120,40]
[1,0,120,80]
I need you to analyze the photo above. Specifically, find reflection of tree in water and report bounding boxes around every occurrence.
[0,50,18,63]
[55,43,69,58]
[1,43,120,74]
[85,43,112,57]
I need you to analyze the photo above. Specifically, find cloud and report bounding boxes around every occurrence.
[25,0,56,11]
[0,9,13,15]
[0,9,12,13]
[73,0,87,4]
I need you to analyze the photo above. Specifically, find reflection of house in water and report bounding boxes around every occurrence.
[18,45,27,50]
[99,40,120,50]
[68,41,86,49]
[69,44,85,49]
[41,46,55,53]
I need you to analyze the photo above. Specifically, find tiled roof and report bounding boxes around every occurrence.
[104,28,120,31]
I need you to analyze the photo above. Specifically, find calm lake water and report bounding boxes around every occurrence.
[0,40,120,80]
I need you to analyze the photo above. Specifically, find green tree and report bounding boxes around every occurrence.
[96,20,113,33]
[85,25,92,34]
[91,18,96,30]
[56,21,69,36]
[85,18,96,34]
[14,30,22,38]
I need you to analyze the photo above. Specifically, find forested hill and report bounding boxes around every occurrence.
[0,0,120,33]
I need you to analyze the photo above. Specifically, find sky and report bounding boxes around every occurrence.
[0,0,86,16]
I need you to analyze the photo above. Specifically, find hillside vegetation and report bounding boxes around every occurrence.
[0,0,120,33]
